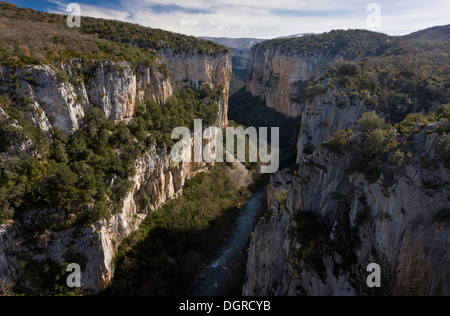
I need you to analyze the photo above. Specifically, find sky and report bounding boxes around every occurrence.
[7,0,450,39]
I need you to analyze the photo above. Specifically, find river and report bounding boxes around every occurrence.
[189,188,266,296]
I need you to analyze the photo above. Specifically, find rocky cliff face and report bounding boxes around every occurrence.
[244,124,449,296]
[158,50,232,128]
[0,145,208,293]
[246,47,340,117]
[0,49,231,293]
[0,49,232,134]
[295,85,368,163]
[0,61,174,133]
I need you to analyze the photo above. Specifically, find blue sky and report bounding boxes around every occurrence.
[7,0,450,38]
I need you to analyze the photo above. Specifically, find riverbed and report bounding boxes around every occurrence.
[189,188,266,296]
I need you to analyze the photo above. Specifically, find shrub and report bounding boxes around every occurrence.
[273,189,289,206]
[336,62,361,77]
[361,128,398,161]
[436,104,450,120]
[303,83,327,102]
[323,130,347,154]
[0,279,15,296]
[392,150,405,166]
[19,95,32,106]
[397,113,429,135]
[0,3,226,68]
[437,120,450,134]
[357,112,386,135]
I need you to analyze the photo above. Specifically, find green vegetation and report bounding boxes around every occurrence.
[79,15,228,55]
[0,279,15,296]
[302,82,327,102]
[15,258,91,296]
[0,3,227,68]
[273,189,289,210]
[346,112,399,181]
[316,56,450,122]
[256,30,395,58]
[0,87,221,225]
[325,110,449,182]
[103,165,249,296]
[322,129,353,155]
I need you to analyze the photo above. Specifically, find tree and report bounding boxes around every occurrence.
[357,112,386,135]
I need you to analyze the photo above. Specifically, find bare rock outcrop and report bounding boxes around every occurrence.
[244,125,449,296]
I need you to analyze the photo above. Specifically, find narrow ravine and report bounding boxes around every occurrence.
[189,188,266,296]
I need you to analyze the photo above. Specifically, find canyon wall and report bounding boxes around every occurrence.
[295,86,369,163]
[0,49,231,293]
[0,146,208,293]
[246,47,340,117]
[0,61,173,133]
[158,49,232,128]
[244,124,449,296]
[243,29,450,297]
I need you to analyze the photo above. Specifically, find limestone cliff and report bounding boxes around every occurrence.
[0,49,231,293]
[295,85,368,163]
[247,46,340,117]
[0,145,208,293]
[0,49,231,134]
[0,61,173,133]
[158,49,232,128]
[244,124,449,296]
[245,30,396,118]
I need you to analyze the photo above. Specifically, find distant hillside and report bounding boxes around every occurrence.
[403,24,450,41]
[199,37,266,50]
[0,2,227,68]
[274,33,315,39]
[253,29,395,58]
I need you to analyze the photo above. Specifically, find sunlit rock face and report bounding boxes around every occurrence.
[0,48,232,293]
[247,46,341,118]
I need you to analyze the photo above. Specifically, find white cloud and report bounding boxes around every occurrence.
[48,0,130,21]
[50,0,450,38]
[179,19,199,27]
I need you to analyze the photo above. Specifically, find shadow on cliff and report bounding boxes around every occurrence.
[101,204,248,296]
[228,87,301,170]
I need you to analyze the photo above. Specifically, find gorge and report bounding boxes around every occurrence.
[0,3,449,296]
[239,28,450,296]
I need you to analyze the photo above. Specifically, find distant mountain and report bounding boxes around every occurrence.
[274,33,315,39]
[199,37,266,50]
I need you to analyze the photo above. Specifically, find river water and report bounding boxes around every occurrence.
[189,188,266,296]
